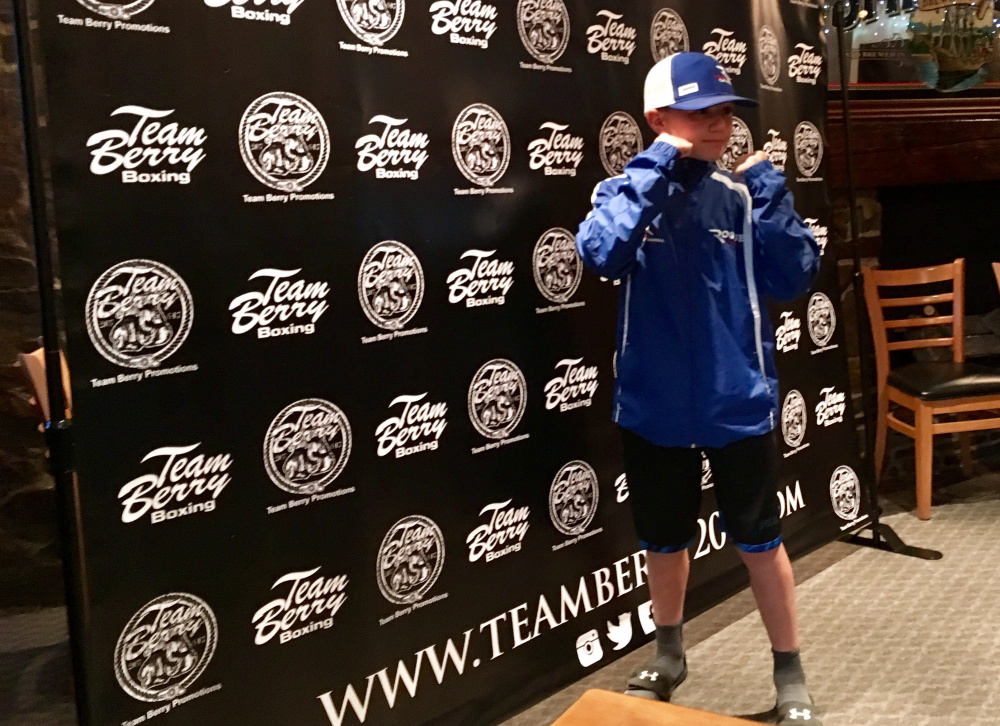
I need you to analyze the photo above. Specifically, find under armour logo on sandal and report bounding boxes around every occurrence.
[788,708,812,721]
[639,671,658,681]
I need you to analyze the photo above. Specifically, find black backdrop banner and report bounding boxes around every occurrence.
[37,1,867,725]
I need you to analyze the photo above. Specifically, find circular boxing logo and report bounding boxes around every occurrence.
[533,228,582,304]
[114,593,217,703]
[377,515,445,605]
[807,292,836,347]
[650,7,689,62]
[758,25,782,86]
[76,0,154,19]
[239,92,330,193]
[719,117,754,172]
[336,0,404,46]
[781,389,807,448]
[794,121,824,178]
[264,399,352,495]
[829,465,861,521]
[468,359,527,440]
[599,112,642,177]
[358,240,425,331]
[516,0,571,64]
[452,103,511,188]
[549,460,600,536]
[85,259,193,370]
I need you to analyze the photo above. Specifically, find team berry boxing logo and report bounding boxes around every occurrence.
[468,359,529,452]
[263,399,353,500]
[467,499,530,563]
[544,358,599,412]
[758,25,782,90]
[816,386,846,427]
[549,460,602,549]
[528,122,584,177]
[598,112,642,177]
[775,311,802,353]
[447,249,514,308]
[376,515,446,613]
[356,115,429,181]
[781,389,810,457]
[808,292,838,354]
[118,444,232,525]
[703,28,748,76]
[252,567,348,646]
[516,0,571,72]
[336,0,407,55]
[61,0,169,32]
[788,43,823,85]
[229,269,329,339]
[358,240,428,342]
[205,0,304,25]
[240,92,333,202]
[85,260,196,384]
[587,10,636,65]
[429,0,497,49]
[805,218,828,255]
[452,103,513,195]
[114,594,219,704]
[87,106,205,185]
[376,393,448,458]
[763,129,788,172]
[794,121,824,182]
[719,117,753,172]
[650,7,688,62]
[829,465,864,527]
[533,228,585,314]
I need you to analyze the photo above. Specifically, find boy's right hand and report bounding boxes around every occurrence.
[654,133,693,158]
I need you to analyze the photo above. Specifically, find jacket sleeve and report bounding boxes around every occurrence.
[743,160,821,301]
[575,141,681,280]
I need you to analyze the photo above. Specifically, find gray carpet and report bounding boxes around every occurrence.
[507,474,1000,726]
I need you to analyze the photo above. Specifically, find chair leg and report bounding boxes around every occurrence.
[874,392,889,483]
[915,405,934,521]
[958,415,976,477]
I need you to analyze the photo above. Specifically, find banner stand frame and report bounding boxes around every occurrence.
[11,0,92,723]
[831,1,942,561]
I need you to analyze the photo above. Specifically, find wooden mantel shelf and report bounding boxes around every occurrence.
[826,95,1000,189]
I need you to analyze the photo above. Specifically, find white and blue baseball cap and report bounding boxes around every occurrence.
[644,52,758,113]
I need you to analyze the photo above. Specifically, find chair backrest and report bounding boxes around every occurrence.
[862,258,965,391]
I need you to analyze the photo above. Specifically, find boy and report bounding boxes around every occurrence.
[575,53,822,725]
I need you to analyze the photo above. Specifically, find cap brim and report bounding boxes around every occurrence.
[669,94,759,111]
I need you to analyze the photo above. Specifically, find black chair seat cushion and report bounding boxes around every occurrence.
[889,362,1000,401]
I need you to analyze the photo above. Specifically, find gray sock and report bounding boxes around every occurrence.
[650,621,686,682]
[773,650,811,707]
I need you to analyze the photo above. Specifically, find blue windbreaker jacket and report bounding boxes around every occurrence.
[576,141,821,448]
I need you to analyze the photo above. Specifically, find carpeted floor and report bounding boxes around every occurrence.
[506,473,1000,726]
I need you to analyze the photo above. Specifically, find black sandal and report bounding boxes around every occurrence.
[623,659,687,702]
[775,700,822,725]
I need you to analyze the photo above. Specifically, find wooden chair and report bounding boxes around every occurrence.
[552,690,759,726]
[864,258,1000,520]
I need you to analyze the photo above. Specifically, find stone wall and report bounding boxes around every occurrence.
[0,0,62,608]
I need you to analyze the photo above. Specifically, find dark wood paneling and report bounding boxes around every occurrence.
[827,97,1000,188]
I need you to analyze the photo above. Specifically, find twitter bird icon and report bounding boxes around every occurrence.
[606,612,633,651]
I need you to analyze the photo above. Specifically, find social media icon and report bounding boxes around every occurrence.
[638,601,655,635]
[576,629,604,667]
[606,613,633,651]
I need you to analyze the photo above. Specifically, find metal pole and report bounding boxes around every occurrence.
[832,1,941,560]
[10,0,92,721]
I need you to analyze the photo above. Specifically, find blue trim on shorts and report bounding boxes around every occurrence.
[640,538,695,554]
[735,535,783,554]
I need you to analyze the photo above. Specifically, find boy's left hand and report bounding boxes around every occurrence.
[733,151,769,178]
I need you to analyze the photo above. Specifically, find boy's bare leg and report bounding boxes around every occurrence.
[626,549,689,700]
[739,544,815,715]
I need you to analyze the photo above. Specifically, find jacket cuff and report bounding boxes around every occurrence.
[741,159,779,191]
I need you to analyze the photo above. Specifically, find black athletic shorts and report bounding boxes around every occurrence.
[621,427,783,554]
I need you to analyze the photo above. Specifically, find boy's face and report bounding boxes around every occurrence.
[644,103,735,162]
